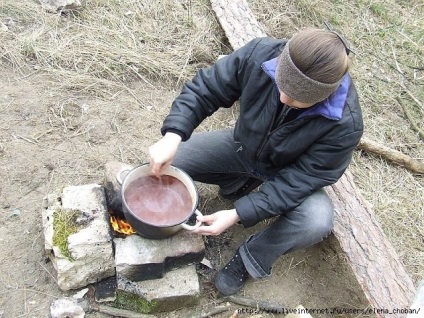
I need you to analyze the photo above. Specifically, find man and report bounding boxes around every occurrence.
[149,28,363,295]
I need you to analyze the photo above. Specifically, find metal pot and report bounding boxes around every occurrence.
[117,163,202,239]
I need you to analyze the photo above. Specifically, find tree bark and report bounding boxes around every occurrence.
[326,172,415,317]
[210,0,267,50]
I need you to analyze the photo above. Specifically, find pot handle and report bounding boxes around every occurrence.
[181,210,203,231]
[116,167,132,185]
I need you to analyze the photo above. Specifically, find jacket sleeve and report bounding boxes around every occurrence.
[161,39,262,141]
[234,128,363,227]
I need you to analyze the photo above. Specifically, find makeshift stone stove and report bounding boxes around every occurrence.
[42,162,205,316]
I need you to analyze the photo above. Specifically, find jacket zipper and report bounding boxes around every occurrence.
[255,91,290,160]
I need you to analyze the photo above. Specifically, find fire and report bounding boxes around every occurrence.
[110,214,136,235]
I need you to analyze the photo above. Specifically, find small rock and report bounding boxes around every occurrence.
[4,17,16,27]
[200,258,213,269]
[0,23,8,32]
[11,209,21,216]
[72,288,89,300]
[50,298,86,318]
[39,0,82,13]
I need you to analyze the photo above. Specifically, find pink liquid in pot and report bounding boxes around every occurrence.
[124,175,193,226]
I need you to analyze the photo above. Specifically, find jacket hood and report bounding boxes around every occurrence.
[262,57,350,120]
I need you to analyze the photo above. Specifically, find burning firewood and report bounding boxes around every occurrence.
[109,209,136,235]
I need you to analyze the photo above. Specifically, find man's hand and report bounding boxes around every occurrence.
[192,209,240,236]
[149,132,182,177]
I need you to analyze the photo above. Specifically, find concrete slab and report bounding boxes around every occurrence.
[42,184,115,291]
[117,265,200,313]
[114,230,205,281]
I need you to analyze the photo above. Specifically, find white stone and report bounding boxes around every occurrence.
[42,184,115,291]
[72,288,89,300]
[62,184,108,215]
[50,298,85,318]
[39,0,82,12]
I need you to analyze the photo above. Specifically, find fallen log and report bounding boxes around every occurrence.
[326,171,415,315]
[358,136,424,174]
[210,0,416,316]
[210,0,267,50]
[91,304,155,318]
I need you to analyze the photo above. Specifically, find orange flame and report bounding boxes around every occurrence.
[110,215,136,235]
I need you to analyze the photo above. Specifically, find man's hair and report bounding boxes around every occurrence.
[275,27,352,103]
[289,28,350,84]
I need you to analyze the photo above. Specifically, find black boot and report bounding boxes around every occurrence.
[215,250,249,295]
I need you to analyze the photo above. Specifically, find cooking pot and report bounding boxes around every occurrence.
[117,163,202,239]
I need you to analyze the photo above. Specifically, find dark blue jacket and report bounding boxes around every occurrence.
[162,37,363,227]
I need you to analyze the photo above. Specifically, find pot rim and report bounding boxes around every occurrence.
[120,163,199,228]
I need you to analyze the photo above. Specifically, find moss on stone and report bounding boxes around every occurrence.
[112,290,158,314]
[52,209,80,261]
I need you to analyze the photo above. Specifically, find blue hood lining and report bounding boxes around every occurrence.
[262,57,350,120]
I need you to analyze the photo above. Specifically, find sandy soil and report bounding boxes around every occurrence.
[0,68,374,318]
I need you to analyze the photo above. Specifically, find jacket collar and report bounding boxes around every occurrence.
[262,57,350,120]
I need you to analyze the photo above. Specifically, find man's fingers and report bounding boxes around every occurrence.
[192,225,219,236]
[197,215,215,222]
[149,161,162,177]
[150,158,174,177]
[197,215,215,226]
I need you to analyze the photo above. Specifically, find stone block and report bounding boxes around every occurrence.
[42,184,115,291]
[114,230,205,281]
[117,265,200,313]
[103,161,133,215]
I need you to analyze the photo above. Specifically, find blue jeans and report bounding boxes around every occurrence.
[173,129,334,278]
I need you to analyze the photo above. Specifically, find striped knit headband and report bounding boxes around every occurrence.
[275,41,343,104]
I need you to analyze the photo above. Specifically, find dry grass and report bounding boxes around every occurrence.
[1,0,230,98]
[0,0,422,293]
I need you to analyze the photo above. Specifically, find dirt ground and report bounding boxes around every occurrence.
[0,0,423,317]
